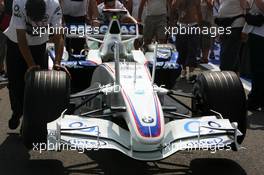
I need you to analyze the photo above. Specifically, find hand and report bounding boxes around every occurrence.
[25,64,41,81]
[53,63,71,79]
[26,65,41,73]
[91,19,100,27]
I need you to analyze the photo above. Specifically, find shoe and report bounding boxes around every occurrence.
[8,114,21,130]
[200,59,209,64]
[180,70,187,79]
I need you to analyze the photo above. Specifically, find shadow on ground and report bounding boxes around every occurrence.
[0,134,65,175]
[247,111,264,130]
[0,134,247,175]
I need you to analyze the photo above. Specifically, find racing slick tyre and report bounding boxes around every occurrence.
[22,70,70,149]
[192,71,247,144]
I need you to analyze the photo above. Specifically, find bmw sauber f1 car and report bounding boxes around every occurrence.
[21,9,247,161]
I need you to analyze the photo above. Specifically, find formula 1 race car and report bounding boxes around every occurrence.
[21,9,247,161]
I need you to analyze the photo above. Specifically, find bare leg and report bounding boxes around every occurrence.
[201,48,209,63]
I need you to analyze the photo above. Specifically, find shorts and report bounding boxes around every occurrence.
[143,14,167,41]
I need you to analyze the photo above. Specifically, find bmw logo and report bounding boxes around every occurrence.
[142,116,154,124]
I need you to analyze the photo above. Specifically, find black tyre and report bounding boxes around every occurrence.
[192,71,247,144]
[22,70,70,148]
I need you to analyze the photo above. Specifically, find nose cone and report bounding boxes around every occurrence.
[125,93,165,144]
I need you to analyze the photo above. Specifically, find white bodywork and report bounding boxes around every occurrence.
[47,11,242,161]
[48,115,241,161]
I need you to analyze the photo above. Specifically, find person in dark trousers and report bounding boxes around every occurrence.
[243,0,264,111]
[4,0,64,129]
[217,0,246,73]
[171,0,202,82]
[0,0,12,82]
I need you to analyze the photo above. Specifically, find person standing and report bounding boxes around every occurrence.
[243,0,264,110]
[61,0,99,53]
[4,0,64,129]
[138,0,168,46]
[217,0,246,73]
[172,0,202,81]
[200,0,214,63]
[0,0,12,82]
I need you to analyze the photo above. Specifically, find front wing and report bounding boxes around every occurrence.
[47,115,242,161]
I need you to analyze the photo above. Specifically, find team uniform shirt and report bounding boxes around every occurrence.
[213,0,220,17]
[145,0,167,16]
[4,0,62,45]
[62,0,89,17]
[243,0,264,37]
[97,1,127,22]
[218,0,245,28]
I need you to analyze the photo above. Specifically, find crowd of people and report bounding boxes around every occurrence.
[0,0,263,129]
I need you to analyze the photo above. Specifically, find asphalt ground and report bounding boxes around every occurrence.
[0,68,264,175]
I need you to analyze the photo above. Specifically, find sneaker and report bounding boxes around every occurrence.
[180,70,187,79]
[200,59,209,64]
[8,114,21,130]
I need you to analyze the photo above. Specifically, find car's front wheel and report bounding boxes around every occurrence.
[22,70,70,149]
[192,71,247,144]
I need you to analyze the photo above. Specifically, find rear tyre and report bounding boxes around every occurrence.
[192,71,247,144]
[22,70,70,149]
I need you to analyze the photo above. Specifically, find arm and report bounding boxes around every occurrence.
[16,29,36,68]
[88,0,99,21]
[170,0,179,24]
[127,0,133,14]
[206,0,213,9]
[53,33,64,65]
[167,0,172,21]
[138,0,147,22]
[50,2,64,66]
[240,0,249,10]
[196,0,203,23]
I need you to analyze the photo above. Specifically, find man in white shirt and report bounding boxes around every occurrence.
[243,0,264,110]
[61,0,99,53]
[4,0,64,129]
[98,0,127,22]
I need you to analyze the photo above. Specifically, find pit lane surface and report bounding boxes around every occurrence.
[0,71,263,175]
